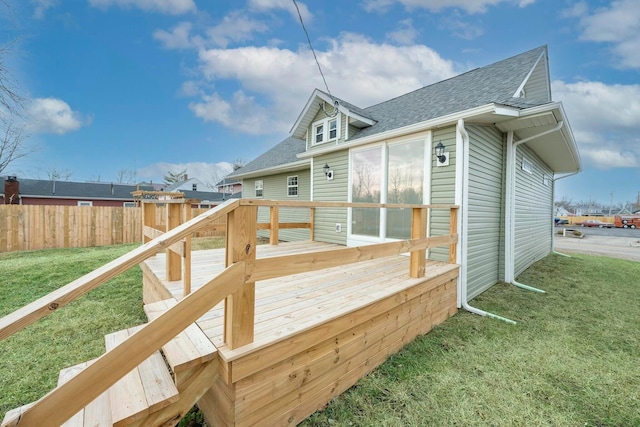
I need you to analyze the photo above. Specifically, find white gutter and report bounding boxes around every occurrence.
[505,120,564,293]
[297,103,506,159]
[456,119,516,324]
[228,159,310,180]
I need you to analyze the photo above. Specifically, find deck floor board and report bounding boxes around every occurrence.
[142,241,457,361]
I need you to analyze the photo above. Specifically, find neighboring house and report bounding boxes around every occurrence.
[228,45,581,308]
[164,174,217,193]
[215,178,243,196]
[1,176,232,207]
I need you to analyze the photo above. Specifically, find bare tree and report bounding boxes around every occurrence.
[163,168,187,184]
[0,120,30,175]
[115,168,136,184]
[43,167,73,181]
[232,158,245,171]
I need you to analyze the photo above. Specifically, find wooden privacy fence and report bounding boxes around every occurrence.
[0,205,225,253]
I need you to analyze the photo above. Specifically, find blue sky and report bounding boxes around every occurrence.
[1,0,639,206]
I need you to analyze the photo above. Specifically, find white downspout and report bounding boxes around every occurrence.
[457,119,516,324]
[506,120,564,293]
[551,171,580,257]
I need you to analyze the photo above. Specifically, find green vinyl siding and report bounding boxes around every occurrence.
[522,56,550,102]
[313,150,348,245]
[466,125,505,300]
[429,126,456,262]
[514,144,553,276]
[245,170,311,242]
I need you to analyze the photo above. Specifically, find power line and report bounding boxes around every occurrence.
[292,0,333,99]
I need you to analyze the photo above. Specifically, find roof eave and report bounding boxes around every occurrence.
[229,159,310,180]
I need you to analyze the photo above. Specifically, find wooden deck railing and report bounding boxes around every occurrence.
[0,199,458,427]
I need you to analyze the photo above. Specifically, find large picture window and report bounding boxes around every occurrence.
[351,139,426,240]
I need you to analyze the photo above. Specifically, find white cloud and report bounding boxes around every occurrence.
[362,0,535,14]
[137,161,233,186]
[153,22,198,49]
[248,0,312,22]
[89,0,196,15]
[553,80,640,169]
[570,0,640,69]
[191,33,455,134]
[28,98,87,135]
[206,11,270,48]
[443,16,484,39]
[32,0,57,19]
[386,19,419,45]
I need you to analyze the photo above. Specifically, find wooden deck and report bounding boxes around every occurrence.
[141,240,459,426]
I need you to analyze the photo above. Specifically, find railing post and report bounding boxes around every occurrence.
[166,202,182,281]
[183,203,192,296]
[449,207,458,264]
[225,204,257,349]
[142,201,156,243]
[309,207,315,241]
[270,206,279,245]
[410,207,427,278]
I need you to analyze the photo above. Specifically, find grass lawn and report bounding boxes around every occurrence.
[1,244,639,426]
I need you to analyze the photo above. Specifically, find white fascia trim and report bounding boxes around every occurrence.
[228,159,310,180]
[297,103,499,159]
[19,195,133,201]
[290,89,323,136]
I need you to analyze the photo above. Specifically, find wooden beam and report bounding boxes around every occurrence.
[183,204,192,296]
[142,203,156,243]
[248,235,456,282]
[409,207,427,278]
[269,206,279,245]
[166,203,182,282]
[224,205,257,350]
[449,207,459,264]
[309,207,315,241]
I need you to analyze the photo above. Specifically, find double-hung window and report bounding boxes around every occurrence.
[312,117,339,145]
[287,175,298,197]
[255,180,263,198]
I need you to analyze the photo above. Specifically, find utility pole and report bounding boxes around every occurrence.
[609,191,613,216]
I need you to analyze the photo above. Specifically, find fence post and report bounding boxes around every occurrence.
[270,206,279,245]
[410,207,427,278]
[449,207,458,264]
[142,202,156,244]
[225,204,257,349]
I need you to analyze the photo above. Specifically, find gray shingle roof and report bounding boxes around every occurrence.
[350,45,546,140]
[231,46,547,177]
[227,137,307,178]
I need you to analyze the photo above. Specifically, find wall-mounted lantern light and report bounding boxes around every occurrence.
[434,142,449,166]
[323,163,334,180]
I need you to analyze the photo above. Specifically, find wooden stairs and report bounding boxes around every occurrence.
[2,299,217,427]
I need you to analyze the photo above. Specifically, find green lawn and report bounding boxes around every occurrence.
[1,245,639,426]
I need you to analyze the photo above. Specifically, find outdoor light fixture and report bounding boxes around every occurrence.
[434,142,446,163]
[323,163,334,180]
[434,142,449,166]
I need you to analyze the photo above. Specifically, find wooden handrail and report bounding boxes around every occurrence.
[0,199,241,341]
[5,262,246,427]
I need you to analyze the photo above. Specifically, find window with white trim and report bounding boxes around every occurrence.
[255,180,263,198]
[123,202,136,208]
[78,201,93,207]
[192,183,197,191]
[312,117,339,145]
[287,175,298,197]
[521,157,533,174]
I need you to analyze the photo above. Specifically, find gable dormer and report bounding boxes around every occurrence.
[290,89,376,151]
[513,47,551,103]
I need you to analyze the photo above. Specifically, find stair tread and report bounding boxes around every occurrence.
[105,326,179,426]
[144,299,217,374]
[59,360,112,427]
